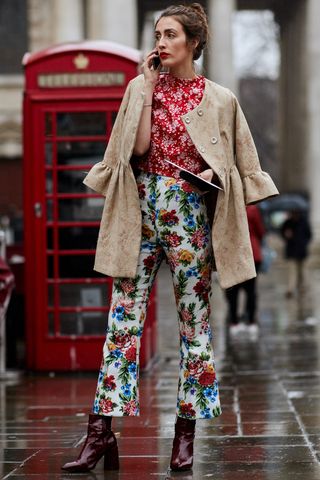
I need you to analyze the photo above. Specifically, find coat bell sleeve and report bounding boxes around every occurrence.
[233,95,279,205]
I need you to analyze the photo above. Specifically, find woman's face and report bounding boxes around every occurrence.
[154,16,195,70]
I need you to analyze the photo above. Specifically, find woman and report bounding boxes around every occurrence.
[62,3,278,473]
[226,204,266,339]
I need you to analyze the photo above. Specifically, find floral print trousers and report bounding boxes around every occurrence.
[93,172,221,420]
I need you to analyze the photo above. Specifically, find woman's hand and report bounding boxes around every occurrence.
[198,169,214,183]
[141,50,161,85]
[133,50,160,156]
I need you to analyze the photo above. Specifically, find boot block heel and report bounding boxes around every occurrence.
[104,443,120,470]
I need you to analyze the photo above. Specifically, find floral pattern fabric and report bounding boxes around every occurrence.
[93,172,221,420]
[136,73,208,178]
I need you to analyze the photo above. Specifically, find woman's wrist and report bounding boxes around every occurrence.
[144,79,156,91]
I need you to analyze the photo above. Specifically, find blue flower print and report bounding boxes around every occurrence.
[187,193,200,208]
[203,387,214,398]
[112,305,125,321]
[200,407,211,419]
[128,363,137,378]
[186,267,198,278]
[203,386,218,402]
[121,383,132,397]
[186,376,197,386]
[181,336,189,349]
[112,349,123,359]
[149,192,156,205]
[184,215,196,228]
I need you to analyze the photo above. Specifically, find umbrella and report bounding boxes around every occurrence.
[261,194,309,213]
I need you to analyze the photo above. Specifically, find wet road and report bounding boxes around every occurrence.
[1,258,320,479]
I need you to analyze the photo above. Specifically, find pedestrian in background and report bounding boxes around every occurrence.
[226,204,265,340]
[281,209,312,297]
[62,3,278,474]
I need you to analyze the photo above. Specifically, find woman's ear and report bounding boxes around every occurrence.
[189,38,199,54]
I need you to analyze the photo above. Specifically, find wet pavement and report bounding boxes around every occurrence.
[1,254,320,479]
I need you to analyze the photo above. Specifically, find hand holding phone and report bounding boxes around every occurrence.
[152,53,161,70]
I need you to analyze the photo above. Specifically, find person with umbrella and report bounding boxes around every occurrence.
[280,209,312,297]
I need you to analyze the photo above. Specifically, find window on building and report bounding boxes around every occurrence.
[0,0,28,74]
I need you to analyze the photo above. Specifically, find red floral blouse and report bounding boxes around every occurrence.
[136,73,208,179]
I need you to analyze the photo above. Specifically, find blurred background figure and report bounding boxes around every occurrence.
[280,210,312,298]
[226,204,265,340]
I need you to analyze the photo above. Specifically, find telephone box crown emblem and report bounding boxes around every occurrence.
[73,53,89,70]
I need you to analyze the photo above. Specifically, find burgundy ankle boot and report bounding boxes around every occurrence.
[61,414,119,473]
[170,417,196,471]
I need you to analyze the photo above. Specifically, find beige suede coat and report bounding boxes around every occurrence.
[84,74,279,289]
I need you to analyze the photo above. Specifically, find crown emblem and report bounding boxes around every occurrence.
[73,53,89,70]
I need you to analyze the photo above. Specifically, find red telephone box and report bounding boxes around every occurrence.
[23,41,157,371]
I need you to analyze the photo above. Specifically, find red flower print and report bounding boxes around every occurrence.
[159,209,179,226]
[179,401,196,418]
[180,308,193,323]
[181,323,195,341]
[120,280,135,295]
[113,332,131,349]
[194,280,205,295]
[198,371,216,386]
[119,297,135,314]
[143,255,156,271]
[103,374,116,391]
[167,251,180,269]
[187,359,204,379]
[165,232,183,247]
[191,228,206,248]
[137,183,146,199]
[125,346,137,363]
[99,397,114,414]
[123,399,139,416]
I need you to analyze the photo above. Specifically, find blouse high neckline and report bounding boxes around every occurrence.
[161,72,201,83]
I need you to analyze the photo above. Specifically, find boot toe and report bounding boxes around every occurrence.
[61,461,90,472]
[170,460,193,471]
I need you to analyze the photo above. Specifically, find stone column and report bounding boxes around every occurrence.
[87,0,138,48]
[207,0,237,92]
[305,0,320,241]
[279,1,308,194]
[28,0,53,51]
[52,0,84,43]
[279,0,320,241]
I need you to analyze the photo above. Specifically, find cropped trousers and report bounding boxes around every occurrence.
[93,172,221,419]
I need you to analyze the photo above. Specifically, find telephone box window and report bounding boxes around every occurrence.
[57,141,106,166]
[57,112,107,136]
[57,198,103,222]
[45,143,53,165]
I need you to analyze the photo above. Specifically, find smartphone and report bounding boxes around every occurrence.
[152,54,161,70]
